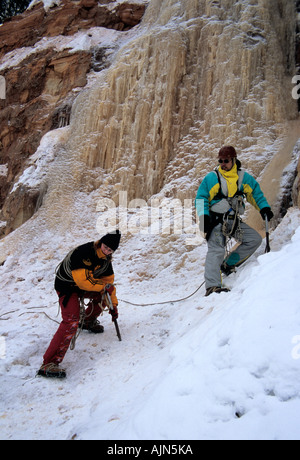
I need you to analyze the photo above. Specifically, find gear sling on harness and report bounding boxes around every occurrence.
[205,167,246,241]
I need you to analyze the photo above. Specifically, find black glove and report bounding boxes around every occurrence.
[109,305,118,321]
[200,215,211,234]
[260,207,273,221]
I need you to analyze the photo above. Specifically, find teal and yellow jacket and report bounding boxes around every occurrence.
[195,163,270,218]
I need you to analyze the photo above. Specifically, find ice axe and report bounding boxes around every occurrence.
[265,216,271,253]
[104,287,122,342]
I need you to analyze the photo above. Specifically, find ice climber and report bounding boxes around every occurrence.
[38,230,121,378]
[195,146,273,297]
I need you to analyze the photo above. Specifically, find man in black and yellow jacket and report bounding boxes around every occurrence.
[38,230,121,378]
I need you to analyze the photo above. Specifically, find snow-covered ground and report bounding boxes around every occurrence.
[1,0,300,442]
[0,206,300,440]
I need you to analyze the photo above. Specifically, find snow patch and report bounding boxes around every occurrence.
[11,127,69,192]
[27,0,61,12]
[0,208,300,440]
[0,164,8,177]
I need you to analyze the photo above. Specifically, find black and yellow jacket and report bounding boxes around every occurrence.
[55,241,117,306]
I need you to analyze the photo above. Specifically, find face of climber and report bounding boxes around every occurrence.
[219,157,234,171]
[101,243,114,256]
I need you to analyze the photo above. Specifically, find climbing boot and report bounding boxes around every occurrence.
[82,319,104,333]
[37,363,66,379]
[205,286,230,297]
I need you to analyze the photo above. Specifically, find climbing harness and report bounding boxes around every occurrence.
[221,195,244,243]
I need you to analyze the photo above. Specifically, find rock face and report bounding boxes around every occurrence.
[0,48,91,228]
[293,155,300,206]
[0,0,146,236]
[0,0,146,57]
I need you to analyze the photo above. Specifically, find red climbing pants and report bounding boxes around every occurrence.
[43,291,103,365]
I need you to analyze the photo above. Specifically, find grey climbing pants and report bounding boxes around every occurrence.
[205,221,262,289]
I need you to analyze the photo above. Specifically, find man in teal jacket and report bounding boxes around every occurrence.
[195,146,273,296]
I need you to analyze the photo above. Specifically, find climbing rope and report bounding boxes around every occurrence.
[14,278,206,332]
[118,279,205,307]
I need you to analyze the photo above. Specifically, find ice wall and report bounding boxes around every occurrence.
[61,0,297,206]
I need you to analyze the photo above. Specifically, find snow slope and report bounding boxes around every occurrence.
[0,207,300,440]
